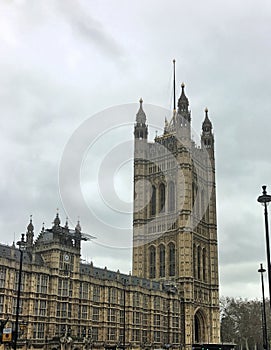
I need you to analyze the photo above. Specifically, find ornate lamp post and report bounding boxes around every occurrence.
[13,234,26,350]
[258,185,271,310]
[258,264,268,349]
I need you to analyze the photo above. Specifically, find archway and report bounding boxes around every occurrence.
[194,309,207,343]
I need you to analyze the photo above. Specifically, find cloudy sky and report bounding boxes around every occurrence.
[1,0,271,300]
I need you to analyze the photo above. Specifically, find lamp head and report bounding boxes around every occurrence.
[257,185,271,204]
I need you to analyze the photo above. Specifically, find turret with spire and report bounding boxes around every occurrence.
[177,83,190,120]
[26,215,34,248]
[134,98,148,140]
[201,108,214,154]
[176,83,191,141]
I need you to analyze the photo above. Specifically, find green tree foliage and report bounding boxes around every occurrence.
[220,297,270,350]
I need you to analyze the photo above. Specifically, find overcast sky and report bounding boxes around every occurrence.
[1,0,271,300]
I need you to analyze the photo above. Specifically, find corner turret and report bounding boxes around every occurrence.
[201,108,214,149]
[177,83,191,122]
[26,215,34,248]
[134,98,148,140]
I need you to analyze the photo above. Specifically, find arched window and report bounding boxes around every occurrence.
[192,182,195,205]
[197,246,201,280]
[201,189,205,220]
[169,243,175,276]
[202,248,206,282]
[149,246,156,278]
[151,186,156,216]
[168,182,175,212]
[193,244,197,278]
[159,245,165,277]
[159,183,165,213]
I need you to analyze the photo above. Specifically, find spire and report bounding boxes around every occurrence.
[27,215,34,233]
[202,108,213,132]
[173,59,176,111]
[178,83,189,113]
[75,219,81,232]
[164,117,169,134]
[53,211,61,227]
[65,217,69,229]
[201,108,214,150]
[136,98,146,124]
[134,98,148,140]
[26,215,34,247]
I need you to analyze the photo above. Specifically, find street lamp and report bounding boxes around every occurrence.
[258,263,268,350]
[13,233,26,350]
[257,185,271,311]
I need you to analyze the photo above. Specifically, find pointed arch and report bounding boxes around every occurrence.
[159,244,165,277]
[168,242,176,277]
[151,185,156,216]
[201,189,205,220]
[194,309,207,343]
[202,248,207,282]
[149,246,156,278]
[159,183,165,213]
[193,243,197,279]
[168,181,176,212]
[197,246,201,280]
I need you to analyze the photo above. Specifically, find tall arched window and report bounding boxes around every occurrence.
[201,189,205,220]
[168,182,175,212]
[202,248,206,282]
[192,182,195,205]
[159,245,165,277]
[193,244,197,278]
[169,243,176,276]
[192,182,198,216]
[149,246,156,278]
[159,183,165,213]
[197,246,201,280]
[151,186,156,216]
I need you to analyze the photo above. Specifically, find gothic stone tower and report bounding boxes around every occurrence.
[132,84,220,347]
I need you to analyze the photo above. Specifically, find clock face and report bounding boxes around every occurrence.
[64,254,70,261]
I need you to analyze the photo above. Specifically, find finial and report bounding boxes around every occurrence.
[172,60,176,111]
[76,217,81,232]
[139,98,143,105]
[42,222,45,232]
[53,211,61,226]
[27,214,34,232]
[173,58,175,63]
[65,217,69,229]
[181,82,185,89]
[263,185,267,195]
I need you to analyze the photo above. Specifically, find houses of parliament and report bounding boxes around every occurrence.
[0,83,222,350]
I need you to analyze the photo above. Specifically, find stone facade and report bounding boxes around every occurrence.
[0,83,220,350]
[0,216,183,350]
[132,84,220,347]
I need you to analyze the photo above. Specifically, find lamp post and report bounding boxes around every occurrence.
[13,233,26,350]
[258,264,268,350]
[258,186,271,310]
[257,185,271,311]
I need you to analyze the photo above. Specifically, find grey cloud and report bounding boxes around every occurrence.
[55,0,124,58]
